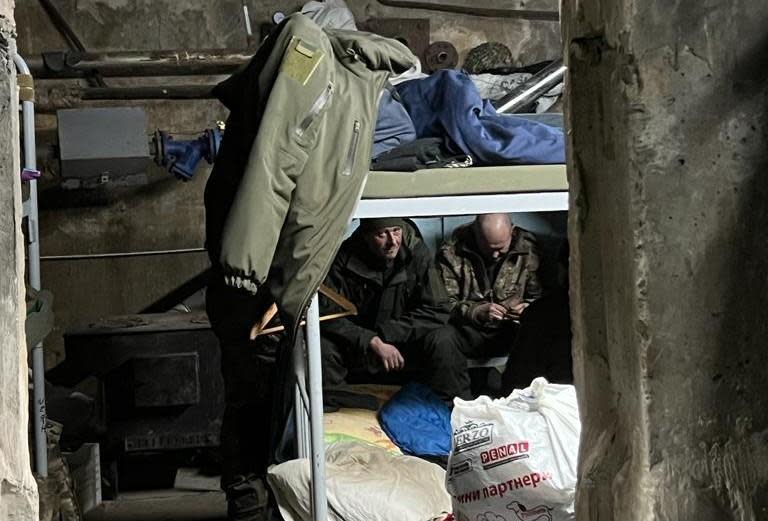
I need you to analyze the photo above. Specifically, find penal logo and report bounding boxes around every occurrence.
[453,420,495,453]
[480,441,531,469]
[507,500,553,521]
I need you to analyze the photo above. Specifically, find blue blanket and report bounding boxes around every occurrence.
[396,70,565,165]
[379,382,452,457]
[373,88,416,158]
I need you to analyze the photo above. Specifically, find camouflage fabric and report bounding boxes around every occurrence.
[37,420,82,521]
[463,42,513,75]
[436,223,542,325]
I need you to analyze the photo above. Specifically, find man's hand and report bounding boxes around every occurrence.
[472,302,510,323]
[504,301,529,321]
[369,336,405,372]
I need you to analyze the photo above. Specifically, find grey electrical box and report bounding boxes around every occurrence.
[57,107,150,188]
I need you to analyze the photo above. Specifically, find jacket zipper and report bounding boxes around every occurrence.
[341,120,361,176]
[295,83,334,138]
[289,73,389,346]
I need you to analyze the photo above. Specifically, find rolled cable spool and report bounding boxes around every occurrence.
[424,41,458,72]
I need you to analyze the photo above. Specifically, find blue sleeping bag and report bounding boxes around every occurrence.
[396,69,565,165]
[379,382,452,457]
[373,88,416,158]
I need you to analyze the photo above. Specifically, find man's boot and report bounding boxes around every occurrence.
[226,474,268,521]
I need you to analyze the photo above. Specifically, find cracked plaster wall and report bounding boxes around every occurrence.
[563,0,768,519]
[0,0,39,518]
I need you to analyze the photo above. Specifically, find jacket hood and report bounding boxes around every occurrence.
[326,28,417,76]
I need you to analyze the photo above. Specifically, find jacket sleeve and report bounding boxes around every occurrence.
[376,254,450,345]
[523,242,544,301]
[437,248,481,325]
[319,261,377,355]
[219,23,334,292]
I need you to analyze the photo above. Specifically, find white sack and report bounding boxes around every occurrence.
[446,378,580,521]
[268,442,451,521]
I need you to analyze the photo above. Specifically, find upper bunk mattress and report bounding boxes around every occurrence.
[362,164,568,199]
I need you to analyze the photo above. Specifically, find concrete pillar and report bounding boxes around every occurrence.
[0,0,39,518]
[563,1,768,519]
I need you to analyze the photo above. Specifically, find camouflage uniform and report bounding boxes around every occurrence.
[37,421,82,521]
[427,223,542,399]
[438,223,542,323]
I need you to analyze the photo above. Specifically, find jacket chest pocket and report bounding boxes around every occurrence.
[294,82,334,147]
[341,120,361,177]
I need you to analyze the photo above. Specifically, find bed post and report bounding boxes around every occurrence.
[293,338,309,459]
[304,293,328,521]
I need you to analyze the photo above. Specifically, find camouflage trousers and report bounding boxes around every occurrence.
[37,420,82,521]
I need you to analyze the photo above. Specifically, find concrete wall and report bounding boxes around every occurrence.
[0,0,39,518]
[563,0,768,519]
[12,0,561,367]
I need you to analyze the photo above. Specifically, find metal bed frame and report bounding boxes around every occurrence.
[291,180,569,521]
[14,53,48,478]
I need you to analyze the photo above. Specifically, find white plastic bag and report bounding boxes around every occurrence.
[446,378,580,521]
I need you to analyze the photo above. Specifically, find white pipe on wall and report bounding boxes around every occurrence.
[13,52,47,478]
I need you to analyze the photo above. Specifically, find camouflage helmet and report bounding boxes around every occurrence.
[463,42,513,74]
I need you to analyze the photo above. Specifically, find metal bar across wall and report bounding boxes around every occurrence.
[81,85,216,100]
[376,0,559,21]
[27,49,252,78]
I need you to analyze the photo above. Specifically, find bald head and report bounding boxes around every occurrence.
[473,213,514,262]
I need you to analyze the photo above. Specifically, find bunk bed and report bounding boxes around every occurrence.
[288,163,569,521]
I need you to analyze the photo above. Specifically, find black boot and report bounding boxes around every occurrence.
[226,474,268,521]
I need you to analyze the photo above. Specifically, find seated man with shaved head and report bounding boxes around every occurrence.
[433,213,543,399]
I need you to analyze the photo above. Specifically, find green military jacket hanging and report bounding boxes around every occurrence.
[205,14,417,337]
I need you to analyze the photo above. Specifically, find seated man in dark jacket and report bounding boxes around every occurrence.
[320,218,452,392]
[433,213,543,399]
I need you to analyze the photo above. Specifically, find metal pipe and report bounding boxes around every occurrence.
[377,0,559,21]
[39,247,206,261]
[81,85,216,100]
[495,60,567,114]
[305,294,327,521]
[13,53,47,478]
[28,49,252,78]
[241,2,254,47]
[37,0,107,87]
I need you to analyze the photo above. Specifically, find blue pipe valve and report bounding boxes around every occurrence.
[154,126,223,181]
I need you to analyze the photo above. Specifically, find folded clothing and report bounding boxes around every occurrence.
[379,382,452,457]
[371,137,472,171]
